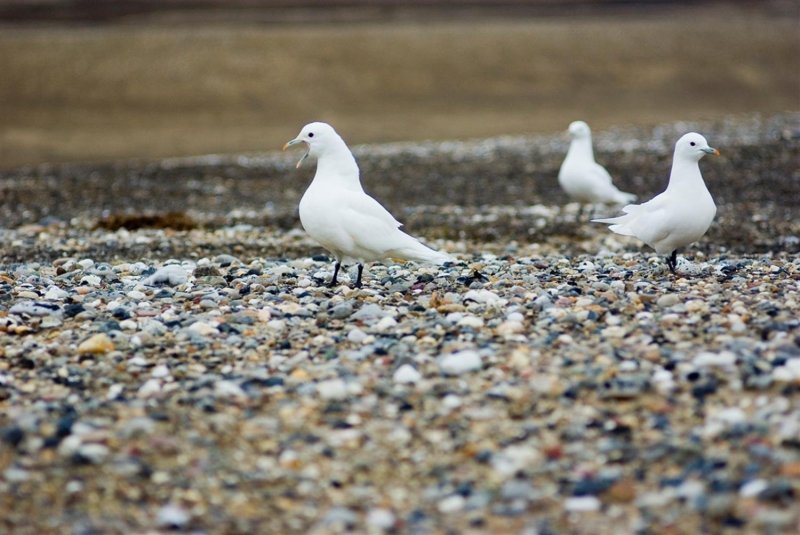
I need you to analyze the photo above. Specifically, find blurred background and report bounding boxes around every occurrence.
[0,0,798,169]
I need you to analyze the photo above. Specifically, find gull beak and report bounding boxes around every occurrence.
[283,138,309,168]
[701,146,720,156]
[283,138,301,151]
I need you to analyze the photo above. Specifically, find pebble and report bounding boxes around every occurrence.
[77,443,110,464]
[393,364,422,384]
[438,351,482,375]
[10,301,61,317]
[156,504,190,529]
[316,378,349,400]
[564,496,601,512]
[366,508,395,530]
[77,333,115,355]
[657,293,680,307]
[347,328,367,343]
[437,495,466,514]
[43,286,69,301]
[142,265,188,286]
[693,351,737,368]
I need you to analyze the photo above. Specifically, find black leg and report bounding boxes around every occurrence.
[666,250,678,274]
[576,203,585,222]
[328,261,341,288]
[354,263,364,288]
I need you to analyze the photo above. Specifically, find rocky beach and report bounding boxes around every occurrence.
[1,113,799,533]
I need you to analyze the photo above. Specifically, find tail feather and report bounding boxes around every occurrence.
[388,235,453,264]
[592,212,637,237]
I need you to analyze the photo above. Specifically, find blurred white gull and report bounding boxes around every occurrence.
[558,121,636,208]
[593,132,719,274]
[284,122,452,288]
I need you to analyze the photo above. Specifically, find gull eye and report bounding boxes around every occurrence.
[690,141,696,146]
[308,132,315,138]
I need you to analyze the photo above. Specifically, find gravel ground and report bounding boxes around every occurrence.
[1,113,799,534]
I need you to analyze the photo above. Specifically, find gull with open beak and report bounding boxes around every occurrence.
[283,122,452,288]
[593,132,720,274]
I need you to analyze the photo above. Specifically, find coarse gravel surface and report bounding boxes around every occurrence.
[1,113,799,534]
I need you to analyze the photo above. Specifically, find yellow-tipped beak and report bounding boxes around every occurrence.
[712,148,720,156]
[283,138,302,151]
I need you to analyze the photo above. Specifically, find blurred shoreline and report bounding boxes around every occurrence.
[1,1,792,27]
[0,1,798,168]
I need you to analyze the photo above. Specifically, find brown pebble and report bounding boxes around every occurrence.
[78,333,115,355]
[605,478,637,503]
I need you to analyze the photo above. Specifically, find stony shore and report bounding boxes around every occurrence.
[1,114,799,533]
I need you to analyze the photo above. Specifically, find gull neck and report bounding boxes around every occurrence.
[312,137,363,191]
[566,135,595,163]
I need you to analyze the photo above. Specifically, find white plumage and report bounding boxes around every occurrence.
[558,120,636,206]
[593,132,719,273]
[284,122,452,287]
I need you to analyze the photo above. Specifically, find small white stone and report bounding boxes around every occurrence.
[442,394,462,410]
[127,290,146,300]
[44,286,69,301]
[491,445,542,477]
[393,364,422,384]
[693,351,736,368]
[458,315,484,328]
[564,496,601,512]
[77,443,110,464]
[740,479,768,498]
[439,351,482,375]
[374,316,398,331]
[366,508,395,530]
[107,384,124,400]
[3,467,31,482]
[143,265,188,287]
[437,494,466,514]
[464,289,504,305]
[267,319,286,331]
[215,380,246,400]
[137,379,162,398]
[151,365,170,378]
[58,435,83,457]
[78,259,95,269]
[129,356,148,367]
[601,326,627,339]
[119,319,138,331]
[347,328,368,344]
[676,480,705,500]
[187,321,218,336]
[156,504,190,528]
[65,480,83,494]
[10,301,61,317]
[496,320,523,336]
[445,312,464,324]
[317,378,349,400]
[657,294,680,307]
[79,274,102,286]
[507,312,525,322]
[772,358,800,382]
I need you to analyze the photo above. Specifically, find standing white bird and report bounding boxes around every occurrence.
[593,132,719,274]
[284,122,452,288]
[558,121,636,208]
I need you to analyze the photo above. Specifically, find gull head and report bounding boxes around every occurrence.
[567,120,591,139]
[675,132,720,161]
[283,122,339,168]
